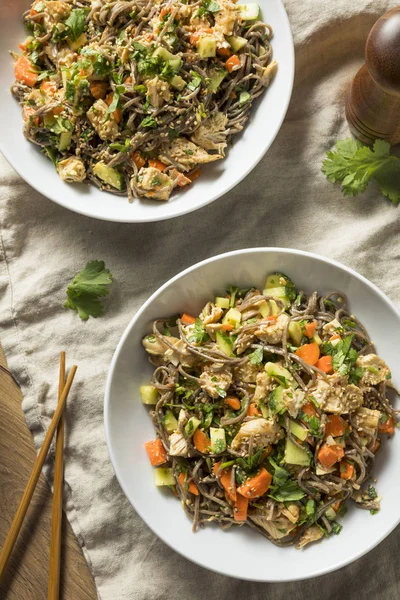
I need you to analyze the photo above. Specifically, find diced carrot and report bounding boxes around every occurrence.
[22,105,39,127]
[225,397,241,411]
[317,443,344,469]
[302,402,318,419]
[213,462,236,501]
[144,438,167,466]
[132,151,146,170]
[329,333,341,342]
[221,323,233,332]
[315,355,333,374]
[51,105,64,115]
[105,92,122,123]
[19,38,31,52]
[378,414,395,435]
[160,7,172,18]
[324,414,347,439]
[331,500,342,512]
[188,168,201,182]
[148,159,167,172]
[371,438,381,453]
[193,429,210,453]
[295,342,320,366]
[14,55,38,87]
[124,76,133,84]
[305,321,316,338]
[178,472,199,496]
[90,81,108,99]
[233,494,248,521]
[181,313,196,325]
[170,168,191,187]
[41,80,57,95]
[339,460,355,480]
[237,467,272,499]
[217,47,231,58]
[30,0,43,17]
[247,403,261,417]
[143,32,154,42]
[225,54,241,73]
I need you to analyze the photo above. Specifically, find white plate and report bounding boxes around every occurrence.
[0,0,294,223]
[105,248,400,581]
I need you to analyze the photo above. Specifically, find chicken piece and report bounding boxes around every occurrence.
[322,318,342,336]
[255,314,290,345]
[142,334,179,357]
[142,334,196,367]
[308,373,363,414]
[57,157,86,183]
[44,1,71,20]
[231,418,283,453]
[199,366,232,399]
[355,354,391,386]
[233,360,260,384]
[159,138,222,172]
[260,60,278,87]
[87,99,119,141]
[296,525,324,549]
[169,432,188,456]
[281,388,306,418]
[214,0,239,35]
[145,76,172,108]
[136,167,174,201]
[280,503,300,524]
[190,112,228,155]
[202,303,223,325]
[253,372,274,403]
[352,407,381,438]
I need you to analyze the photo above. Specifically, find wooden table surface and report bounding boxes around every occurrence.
[0,347,98,600]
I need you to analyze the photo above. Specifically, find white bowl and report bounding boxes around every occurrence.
[105,248,400,581]
[0,1,294,223]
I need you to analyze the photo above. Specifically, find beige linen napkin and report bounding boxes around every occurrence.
[1,1,400,598]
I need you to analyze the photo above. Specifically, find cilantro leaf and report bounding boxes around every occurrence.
[188,318,209,345]
[196,0,220,17]
[64,260,113,321]
[248,347,263,365]
[322,138,400,205]
[227,285,239,308]
[187,71,202,92]
[268,457,290,486]
[65,9,88,42]
[236,449,264,473]
[140,115,158,129]
[268,479,306,502]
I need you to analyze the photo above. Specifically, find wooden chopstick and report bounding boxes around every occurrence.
[48,351,66,600]
[0,359,77,583]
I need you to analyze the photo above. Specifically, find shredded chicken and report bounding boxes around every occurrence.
[159,138,222,172]
[231,418,283,453]
[255,314,290,345]
[296,525,324,549]
[190,112,228,154]
[56,157,86,182]
[145,76,172,108]
[233,360,260,384]
[136,167,174,201]
[309,373,363,414]
[352,407,381,438]
[87,99,119,141]
[356,354,391,386]
[281,388,306,418]
[253,372,274,403]
[199,366,232,399]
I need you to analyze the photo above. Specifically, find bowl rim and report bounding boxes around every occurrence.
[0,0,294,223]
[104,247,400,581]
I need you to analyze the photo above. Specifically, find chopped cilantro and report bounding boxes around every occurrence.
[140,115,158,129]
[64,8,88,42]
[64,260,113,321]
[215,386,227,398]
[188,318,209,344]
[187,71,202,92]
[248,347,264,365]
[368,485,378,499]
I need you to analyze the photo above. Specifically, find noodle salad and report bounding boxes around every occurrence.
[11,0,276,202]
[141,272,398,548]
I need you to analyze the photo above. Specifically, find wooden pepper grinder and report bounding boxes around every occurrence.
[346,7,400,145]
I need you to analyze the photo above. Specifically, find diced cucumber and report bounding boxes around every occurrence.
[313,332,322,345]
[185,417,201,437]
[216,330,234,356]
[154,467,175,487]
[68,32,88,51]
[265,362,297,389]
[316,464,336,475]
[259,300,280,317]
[210,427,226,453]
[198,37,216,58]
[140,385,159,405]
[227,35,247,52]
[289,420,308,441]
[325,507,337,521]
[93,161,124,190]
[163,409,178,433]
[265,273,290,289]
[170,75,186,91]
[237,3,260,20]
[262,286,290,309]
[153,47,182,71]
[259,400,269,419]
[215,297,230,309]
[284,438,310,466]
[222,308,241,329]
[208,68,227,92]
[288,321,303,346]
[268,385,286,415]
[58,130,72,152]
[43,114,56,128]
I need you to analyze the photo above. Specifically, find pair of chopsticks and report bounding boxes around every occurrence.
[0,352,77,599]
